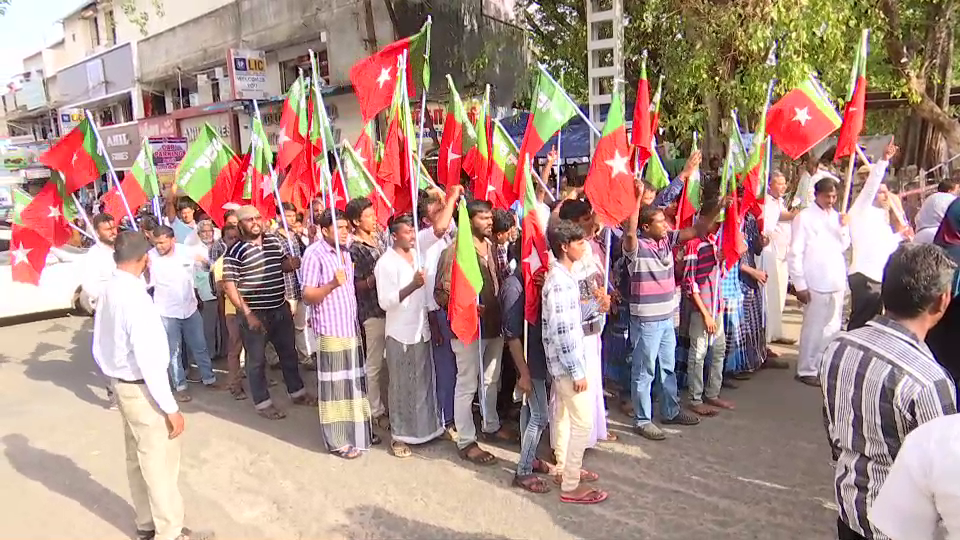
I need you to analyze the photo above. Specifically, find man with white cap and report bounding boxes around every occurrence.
[222,205,317,419]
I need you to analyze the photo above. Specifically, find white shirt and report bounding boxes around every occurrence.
[376,245,433,345]
[914,193,958,245]
[788,203,851,293]
[869,414,960,540]
[848,160,901,282]
[81,242,117,307]
[148,245,202,319]
[423,226,455,312]
[92,270,178,414]
[762,194,791,260]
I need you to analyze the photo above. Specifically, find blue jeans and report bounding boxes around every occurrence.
[432,309,458,426]
[517,378,549,476]
[629,317,680,426]
[162,310,216,391]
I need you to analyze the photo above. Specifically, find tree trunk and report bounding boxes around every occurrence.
[703,87,722,166]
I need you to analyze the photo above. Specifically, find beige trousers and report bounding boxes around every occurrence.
[112,380,184,540]
[552,376,594,492]
[362,317,387,418]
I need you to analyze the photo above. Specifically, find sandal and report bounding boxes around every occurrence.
[560,488,608,505]
[532,459,553,475]
[480,428,518,444]
[391,440,412,458]
[230,387,248,401]
[174,391,192,403]
[554,469,599,485]
[291,393,318,406]
[256,405,287,420]
[513,474,551,494]
[333,446,362,460]
[457,443,496,466]
[603,432,619,442]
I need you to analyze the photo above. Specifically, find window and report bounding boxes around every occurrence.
[92,16,101,47]
[592,20,613,41]
[280,49,328,93]
[105,9,117,46]
[143,90,167,117]
[172,87,191,110]
[211,79,221,103]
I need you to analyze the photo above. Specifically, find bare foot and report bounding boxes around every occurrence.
[688,403,718,417]
[705,397,735,410]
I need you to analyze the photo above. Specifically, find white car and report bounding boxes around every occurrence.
[0,245,86,321]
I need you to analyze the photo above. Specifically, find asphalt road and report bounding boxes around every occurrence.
[0,304,837,540]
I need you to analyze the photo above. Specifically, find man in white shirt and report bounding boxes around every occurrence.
[870,414,960,540]
[788,177,851,387]
[149,225,220,401]
[913,179,959,245]
[847,141,909,330]
[761,172,798,351]
[93,230,212,540]
[792,154,839,209]
[79,213,119,314]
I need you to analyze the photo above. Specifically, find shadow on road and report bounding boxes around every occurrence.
[332,504,513,540]
[2,433,133,535]
[22,324,112,408]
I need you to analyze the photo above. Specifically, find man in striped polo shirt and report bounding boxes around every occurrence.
[222,205,317,420]
[621,180,727,441]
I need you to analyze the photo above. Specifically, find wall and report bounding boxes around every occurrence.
[114,0,235,40]
[137,2,241,83]
[54,43,136,107]
[60,10,98,67]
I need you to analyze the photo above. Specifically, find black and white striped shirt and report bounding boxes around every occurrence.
[222,233,288,311]
[820,316,958,539]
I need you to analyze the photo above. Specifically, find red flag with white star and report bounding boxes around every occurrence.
[349,20,431,123]
[10,225,52,285]
[584,87,634,227]
[765,75,842,160]
[18,182,72,247]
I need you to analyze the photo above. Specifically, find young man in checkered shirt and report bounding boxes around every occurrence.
[541,219,611,505]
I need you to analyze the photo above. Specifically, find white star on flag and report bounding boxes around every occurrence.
[446,148,461,166]
[277,131,291,147]
[523,247,542,274]
[47,205,61,219]
[848,106,857,112]
[604,149,631,177]
[260,174,274,198]
[793,107,812,126]
[12,244,30,265]
[376,67,393,89]
[71,151,79,166]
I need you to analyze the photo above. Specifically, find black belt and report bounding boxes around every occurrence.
[115,378,145,385]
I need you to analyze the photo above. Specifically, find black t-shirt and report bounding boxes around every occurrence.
[500,273,548,380]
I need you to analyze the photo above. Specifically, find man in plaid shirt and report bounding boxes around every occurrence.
[542,219,610,505]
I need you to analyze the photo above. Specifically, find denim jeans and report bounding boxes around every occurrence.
[162,310,216,391]
[516,378,548,476]
[432,309,458,426]
[239,306,306,409]
[629,317,681,426]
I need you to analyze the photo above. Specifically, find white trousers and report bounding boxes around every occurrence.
[761,248,789,343]
[797,290,845,377]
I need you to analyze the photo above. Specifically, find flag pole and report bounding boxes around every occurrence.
[537,64,601,138]
[309,49,346,261]
[400,51,424,268]
[555,70,564,198]
[70,192,96,237]
[85,110,138,231]
[68,220,96,241]
[141,137,163,218]
[492,119,556,202]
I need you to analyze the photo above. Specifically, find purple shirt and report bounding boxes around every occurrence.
[300,239,358,338]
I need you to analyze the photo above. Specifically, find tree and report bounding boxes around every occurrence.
[521,0,960,160]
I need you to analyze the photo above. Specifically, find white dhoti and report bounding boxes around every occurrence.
[551,332,607,449]
[761,248,789,343]
[797,290,845,378]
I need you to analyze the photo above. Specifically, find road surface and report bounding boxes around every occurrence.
[0,304,838,539]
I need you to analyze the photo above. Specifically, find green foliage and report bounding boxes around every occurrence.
[520,0,957,143]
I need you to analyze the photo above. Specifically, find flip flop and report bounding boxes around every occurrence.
[333,446,362,460]
[391,441,412,458]
[554,469,599,485]
[560,488,608,505]
[513,474,551,494]
[256,405,286,420]
[458,443,497,466]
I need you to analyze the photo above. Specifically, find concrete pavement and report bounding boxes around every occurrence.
[0,305,838,539]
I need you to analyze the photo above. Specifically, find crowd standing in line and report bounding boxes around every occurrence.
[85,137,960,539]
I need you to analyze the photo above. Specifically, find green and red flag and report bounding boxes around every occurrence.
[101,175,148,225]
[131,138,161,200]
[512,67,579,206]
[676,136,702,229]
[721,182,747,272]
[488,120,520,209]
[835,30,869,162]
[11,187,31,225]
[437,75,476,188]
[740,82,774,224]
[39,116,108,193]
[520,156,549,323]
[642,81,669,190]
[376,61,418,215]
[649,76,663,138]
[766,74,842,159]
[276,75,308,171]
[630,53,652,165]
[175,124,242,227]
[18,182,72,246]
[247,115,278,221]
[50,170,80,222]
[338,141,393,227]
[585,86,634,227]
[11,224,52,285]
[449,198,485,343]
[349,18,432,122]
[468,85,494,202]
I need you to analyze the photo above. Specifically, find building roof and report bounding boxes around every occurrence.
[58,1,97,23]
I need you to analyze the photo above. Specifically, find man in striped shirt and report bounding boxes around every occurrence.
[621,179,727,441]
[222,205,317,420]
[821,243,958,540]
